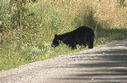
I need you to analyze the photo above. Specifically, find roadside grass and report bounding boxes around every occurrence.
[0,0,127,71]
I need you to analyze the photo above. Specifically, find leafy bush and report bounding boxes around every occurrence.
[117,0,125,6]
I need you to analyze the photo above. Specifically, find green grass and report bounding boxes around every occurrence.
[0,0,127,71]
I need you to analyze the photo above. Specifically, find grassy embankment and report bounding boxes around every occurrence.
[0,0,127,70]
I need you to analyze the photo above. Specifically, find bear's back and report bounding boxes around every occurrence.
[74,26,93,33]
[58,26,94,41]
[71,26,94,37]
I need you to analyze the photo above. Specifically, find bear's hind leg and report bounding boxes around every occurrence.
[88,41,94,49]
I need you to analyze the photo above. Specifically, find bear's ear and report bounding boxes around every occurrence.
[55,34,58,37]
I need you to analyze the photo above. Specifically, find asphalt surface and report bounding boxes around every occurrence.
[0,39,127,83]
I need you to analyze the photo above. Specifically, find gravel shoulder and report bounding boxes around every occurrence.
[0,39,127,83]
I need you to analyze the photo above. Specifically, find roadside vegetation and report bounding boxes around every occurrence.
[0,0,127,70]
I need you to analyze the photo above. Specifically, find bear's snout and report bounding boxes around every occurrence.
[51,44,55,48]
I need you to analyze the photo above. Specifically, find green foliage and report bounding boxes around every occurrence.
[9,0,26,29]
[117,0,125,6]
[9,0,37,29]
[25,4,65,30]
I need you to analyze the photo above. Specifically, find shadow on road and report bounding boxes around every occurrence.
[53,43,127,83]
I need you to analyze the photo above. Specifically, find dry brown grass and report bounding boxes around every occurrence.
[38,0,127,29]
[94,0,127,28]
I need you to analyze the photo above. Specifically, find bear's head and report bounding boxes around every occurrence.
[51,34,59,48]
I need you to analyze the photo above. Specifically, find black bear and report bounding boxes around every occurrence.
[51,26,94,49]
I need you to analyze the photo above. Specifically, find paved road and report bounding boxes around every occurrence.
[0,39,127,83]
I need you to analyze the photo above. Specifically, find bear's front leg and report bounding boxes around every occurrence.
[69,42,76,49]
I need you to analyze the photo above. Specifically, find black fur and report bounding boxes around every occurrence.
[51,26,94,49]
